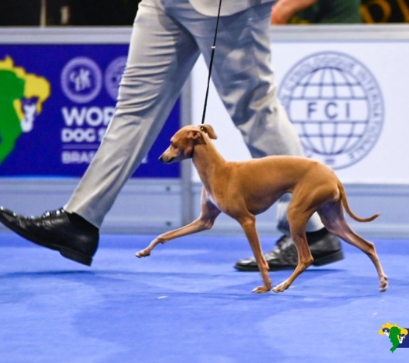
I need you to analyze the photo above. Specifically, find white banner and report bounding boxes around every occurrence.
[192,36,409,184]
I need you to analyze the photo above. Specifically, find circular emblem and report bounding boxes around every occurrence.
[105,56,127,101]
[61,57,102,103]
[278,51,384,169]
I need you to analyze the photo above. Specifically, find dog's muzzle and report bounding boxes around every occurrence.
[159,155,174,164]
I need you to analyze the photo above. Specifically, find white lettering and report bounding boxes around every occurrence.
[86,107,103,126]
[62,128,96,143]
[62,151,96,164]
[62,107,86,126]
[62,106,115,126]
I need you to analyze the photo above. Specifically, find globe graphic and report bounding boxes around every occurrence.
[105,56,127,101]
[286,66,369,164]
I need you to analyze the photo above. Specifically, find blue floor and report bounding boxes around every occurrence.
[0,233,408,362]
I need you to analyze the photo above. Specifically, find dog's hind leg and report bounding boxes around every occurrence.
[318,200,388,292]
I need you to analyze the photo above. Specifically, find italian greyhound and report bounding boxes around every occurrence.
[136,124,388,294]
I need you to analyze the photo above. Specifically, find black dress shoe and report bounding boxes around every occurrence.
[235,228,344,271]
[0,207,99,266]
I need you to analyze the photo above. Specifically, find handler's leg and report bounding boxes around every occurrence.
[0,0,200,265]
[65,0,200,227]
[184,3,342,270]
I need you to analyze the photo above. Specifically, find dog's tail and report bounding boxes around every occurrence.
[338,181,380,222]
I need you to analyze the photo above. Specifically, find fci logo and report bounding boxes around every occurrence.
[278,51,384,169]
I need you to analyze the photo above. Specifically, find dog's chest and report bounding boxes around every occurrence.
[203,186,226,211]
[207,192,219,208]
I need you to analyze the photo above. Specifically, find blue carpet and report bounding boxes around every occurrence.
[0,233,408,362]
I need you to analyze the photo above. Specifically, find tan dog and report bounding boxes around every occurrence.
[136,124,388,294]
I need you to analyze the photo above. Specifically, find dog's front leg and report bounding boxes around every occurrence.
[135,219,212,258]
[238,215,272,293]
[136,197,221,258]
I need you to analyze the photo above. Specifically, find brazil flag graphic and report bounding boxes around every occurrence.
[0,56,50,164]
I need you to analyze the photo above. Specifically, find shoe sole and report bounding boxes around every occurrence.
[59,247,92,266]
[235,250,344,272]
[312,250,344,267]
[0,215,93,266]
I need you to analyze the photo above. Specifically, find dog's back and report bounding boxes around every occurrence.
[231,155,337,193]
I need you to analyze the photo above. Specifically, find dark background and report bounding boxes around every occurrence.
[0,0,408,26]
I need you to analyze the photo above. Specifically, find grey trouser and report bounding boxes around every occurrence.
[65,0,324,232]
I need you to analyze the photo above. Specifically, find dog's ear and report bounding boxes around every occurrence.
[188,130,206,145]
[199,124,217,139]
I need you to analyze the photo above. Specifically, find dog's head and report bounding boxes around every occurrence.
[159,124,217,164]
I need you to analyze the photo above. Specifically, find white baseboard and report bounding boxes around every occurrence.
[0,179,407,239]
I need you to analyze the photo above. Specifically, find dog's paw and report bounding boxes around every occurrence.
[273,281,289,293]
[252,286,271,294]
[379,275,388,292]
[135,249,151,258]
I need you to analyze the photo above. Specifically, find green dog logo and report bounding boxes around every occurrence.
[379,323,408,353]
[0,56,51,164]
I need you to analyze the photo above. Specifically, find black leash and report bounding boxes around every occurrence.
[201,0,223,126]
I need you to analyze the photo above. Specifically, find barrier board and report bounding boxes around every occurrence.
[192,28,409,184]
[0,44,179,178]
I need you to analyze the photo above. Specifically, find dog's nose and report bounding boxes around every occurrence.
[158,155,164,163]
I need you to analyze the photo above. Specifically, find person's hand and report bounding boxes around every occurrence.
[271,0,318,24]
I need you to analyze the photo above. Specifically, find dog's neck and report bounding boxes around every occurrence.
[192,137,227,188]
